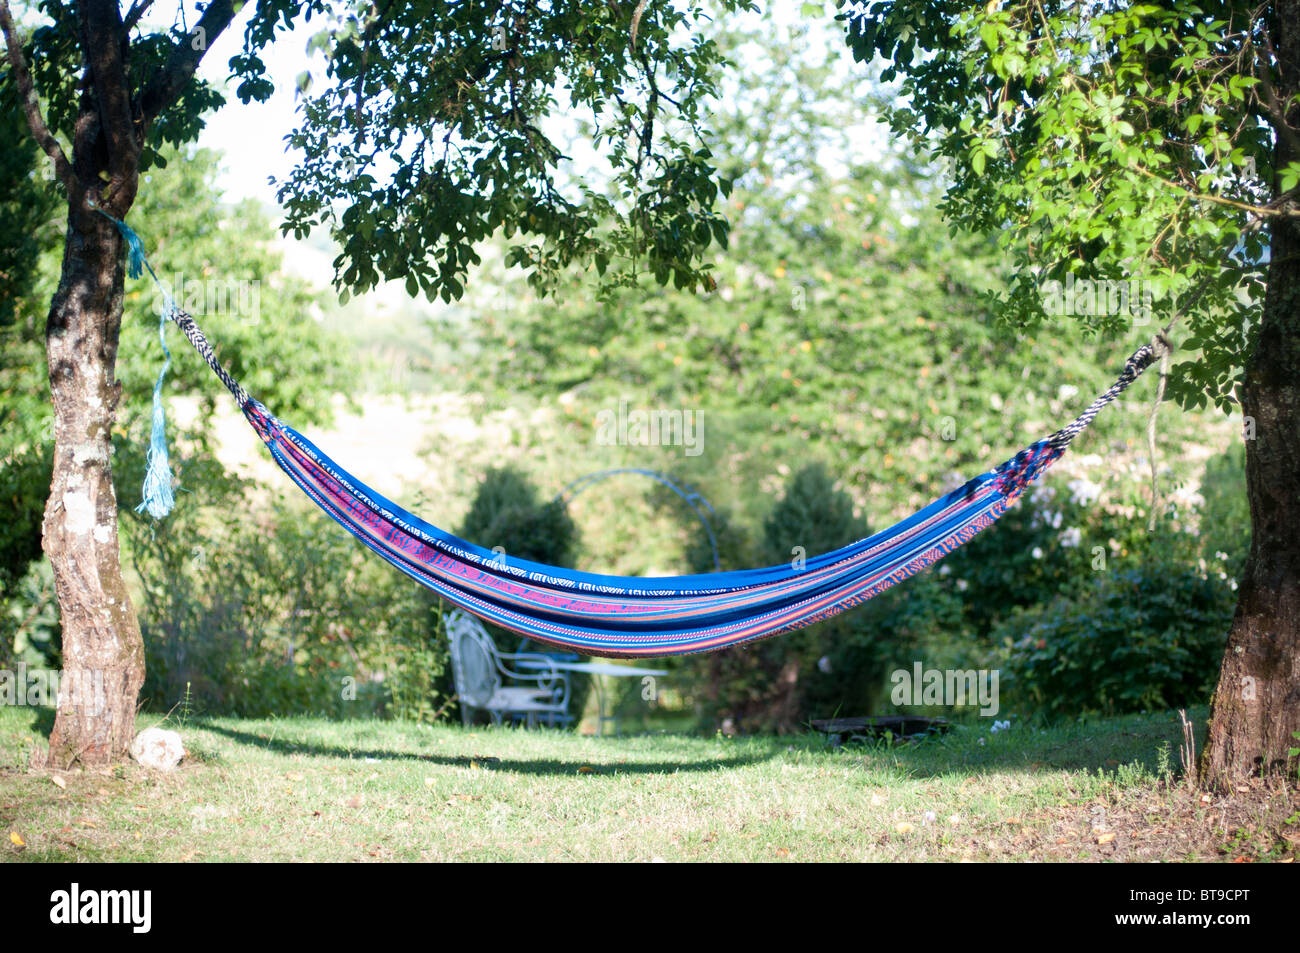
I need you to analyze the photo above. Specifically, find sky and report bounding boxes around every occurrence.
[194,4,326,206]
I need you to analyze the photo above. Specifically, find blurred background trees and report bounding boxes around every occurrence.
[0,8,1247,732]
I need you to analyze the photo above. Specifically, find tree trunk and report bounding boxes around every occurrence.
[1200,1,1300,790]
[41,197,144,769]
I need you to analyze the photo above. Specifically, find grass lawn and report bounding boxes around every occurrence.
[1,705,1296,862]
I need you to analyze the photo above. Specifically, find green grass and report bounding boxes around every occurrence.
[1,705,1296,862]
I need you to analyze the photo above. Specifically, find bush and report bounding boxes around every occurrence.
[453,466,589,724]
[994,550,1235,717]
[124,461,448,722]
[458,466,578,566]
[1198,440,1250,577]
[688,463,908,733]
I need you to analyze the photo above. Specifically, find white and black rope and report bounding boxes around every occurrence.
[171,310,251,409]
[1045,333,1171,452]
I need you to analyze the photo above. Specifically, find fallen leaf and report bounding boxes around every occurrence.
[51,776,67,790]
[578,765,594,774]
[1096,832,1116,845]
[285,773,304,782]
[895,822,915,834]
[96,788,110,796]
[774,847,790,857]
[9,831,24,847]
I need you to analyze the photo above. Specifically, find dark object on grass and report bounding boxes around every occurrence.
[811,715,950,745]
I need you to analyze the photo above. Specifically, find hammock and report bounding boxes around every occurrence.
[115,217,1168,657]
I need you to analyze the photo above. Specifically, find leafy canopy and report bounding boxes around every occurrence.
[15,1,750,301]
[838,0,1297,410]
[236,0,752,300]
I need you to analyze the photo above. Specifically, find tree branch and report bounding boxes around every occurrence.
[123,0,155,34]
[138,0,239,124]
[0,0,75,190]
[80,0,139,181]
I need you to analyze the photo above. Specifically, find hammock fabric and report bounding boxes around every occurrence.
[166,306,1167,657]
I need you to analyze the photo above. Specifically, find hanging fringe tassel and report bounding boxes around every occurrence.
[138,296,177,519]
[96,208,176,518]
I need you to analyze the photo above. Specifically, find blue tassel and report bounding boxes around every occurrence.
[94,208,175,517]
[100,212,155,283]
[137,297,176,519]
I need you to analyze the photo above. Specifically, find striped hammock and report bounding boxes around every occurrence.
[105,197,1171,658]
[164,305,1165,657]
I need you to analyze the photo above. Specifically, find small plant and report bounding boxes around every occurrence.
[179,681,194,726]
[1155,741,1175,786]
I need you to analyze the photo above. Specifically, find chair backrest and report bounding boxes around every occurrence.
[446,610,500,709]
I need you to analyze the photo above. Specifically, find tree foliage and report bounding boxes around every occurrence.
[838,0,1291,410]
[234,0,752,300]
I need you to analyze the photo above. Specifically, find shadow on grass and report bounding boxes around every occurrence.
[196,721,778,777]
[26,708,55,737]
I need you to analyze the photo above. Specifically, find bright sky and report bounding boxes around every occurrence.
[195,4,325,206]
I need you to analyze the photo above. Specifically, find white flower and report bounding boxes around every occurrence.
[1030,485,1056,505]
[1032,547,1045,560]
[1079,454,1103,468]
[1058,384,1079,402]
[939,564,952,576]
[1059,527,1082,548]
[817,655,832,674]
[1067,478,1101,506]
[956,579,969,592]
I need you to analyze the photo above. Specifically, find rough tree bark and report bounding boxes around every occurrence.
[2,0,236,767]
[42,201,143,767]
[1201,0,1300,790]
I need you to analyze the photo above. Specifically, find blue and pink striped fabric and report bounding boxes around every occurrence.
[241,399,1063,657]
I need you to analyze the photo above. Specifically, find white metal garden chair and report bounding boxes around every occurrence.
[446,610,571,727]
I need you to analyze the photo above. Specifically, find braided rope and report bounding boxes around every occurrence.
[170,310,251,409]
[1045,334,1171,452]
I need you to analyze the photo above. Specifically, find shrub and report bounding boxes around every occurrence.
[994,551,1235,717]
[458,466,578,566]
[689,463,908,733]
[453,466,589,724]
[124,463,448,722]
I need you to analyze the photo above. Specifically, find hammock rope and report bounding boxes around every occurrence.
[113,214,1170,657]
